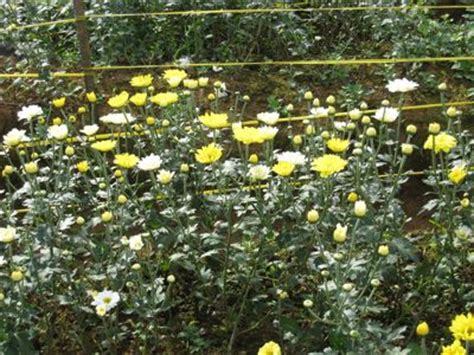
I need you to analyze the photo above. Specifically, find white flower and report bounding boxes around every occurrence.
[354,200,367,217]
[222,160,237,176]
[259,126,279,140]
[248,165,271,181]
[3,128,30,147]
[91,290,120,312]
[17,104,43,122]
[48,124,68,140]
[386,78,419,93]
[276,151,306,165]
[455,226,472,241]
[333,224,348,243]
[257,112,280,125]
[81,124,99,136]
[373,107,399,123]
[99,113,137,125]
[0,255,6,266]
[129,235,144,251]
[310,107,329,118]
[138,154,162,171]
[0,226,16,243]
[333,121,348,132]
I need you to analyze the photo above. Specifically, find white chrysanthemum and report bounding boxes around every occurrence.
[310,107,329,118]
[3,128,30,147]
[259,126,279,140]
[91,290,120,312]
[276,151,306,165]
[257,112,280,125]
[99,113,137,125]
[373,107,399,123]
[137,154,162,171]
[386,78,419,93]
[248,165,271,181]
[0,255,6,266]
[333,121,348,132]
[0,226,16,243]
[48,124,68,140]
[129,234,144,251]
[17,104,43,122]
[222,160,237,176]
[455,226,472,241]
[81,124,99,136]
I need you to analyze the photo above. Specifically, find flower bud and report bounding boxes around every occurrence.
[381,99,390,106]
[353,148,363,156]
[428,123,440,134]
[286,104,294,112]
[416,322,429,337]
[370,279,381,287]
[342,283,353,292]
[248,154,259,164]
[277,289,289,300]
[460,198,469,208]
[333,224,347,243]
[146,116,156,125]
[101,211,113,223]
[78,107,87,114]
[304,91,313,101]
[326,95,336,105]
[438,83,447,91]
[307,209,320,223]
[446,106,457,118]
[213,81,222,89]
[350,330,360,338]
[180,163,190,173]
[401,143,413,156]
[361,116,371,125]
[243,95,250,102]
[366,127,377,137]
[86,92,97,103]
[65,146,75,156]
[378,245,389,256]
[406,124,417,135]
[167,275,176,283]
[321,270,330,277]
[11,270,24,282]
[334,252,343,261]
[198,77,209,87]
[24,162,38,174]
[162,119,170,127]
[306,125,315,135]
[52,117,62,125]
[76,216,85,225]
[347,192,358,203]
[303,299,313,308]
[2,165,14,176]
[328,106,336,115]
[131,263,141,271]
[320,131,330,140]
[117,195,127,204]
[354,200,367,217]
[360,102,368,110]
[293,135,303,145]
[312,98,320,107]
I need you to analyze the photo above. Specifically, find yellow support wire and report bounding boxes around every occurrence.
[1,56,473,79]
[1,5,473,33]
[6,100,474,151]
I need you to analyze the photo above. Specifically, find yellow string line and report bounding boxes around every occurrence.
[6,100,474,151]
[1,5,472,33]
[1,56,473,79]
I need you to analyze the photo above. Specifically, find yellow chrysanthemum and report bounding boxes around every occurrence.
[108,91,129,109]
[311,154,348,178]
[327,138,350,153]
[130,93,147,107]
[114,153,139,169]
[76,160,89,173]
[448,164,468,185]
[450,312,474,341]
[52,97,66,108]
[91,140,117,152]
[423,132,457,154]
[130,74,153,88]
[150,92,179,107]
[162,69,187,81]
[272,161,295,177]
[441,339,467,355]
[233,124,265,145]
[258,341,281,355]
[195,143,223,164]
[198,112,229,129]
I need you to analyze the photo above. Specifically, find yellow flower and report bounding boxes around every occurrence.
[450,312,474,341]
[150,92,179,107]
[130,74,153,88]
[86,92,97,103]
[272,161,295,177]
[163,69,187,83]
[423,132,457,154]
[232,124,265,145]
[183,79,198,89]
[198,112,229,129]
[114,153,139,169]
[258,341,281,355]
[130,92,147,107]
[108,91,129,108]
[76,160,89,173]
[311,154,348,178]
[448,164,468,185]
[441,340,466,355]
[416,321,429,336]
[195,143,223,164]
[24,162,38,174]
[327,138,350,153]
[52,97,66,108]
[91,140,117,152]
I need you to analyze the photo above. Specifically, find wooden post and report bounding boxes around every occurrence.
[72,0,95,93]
